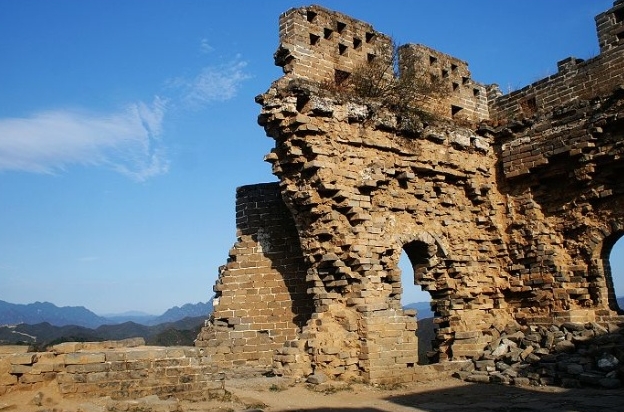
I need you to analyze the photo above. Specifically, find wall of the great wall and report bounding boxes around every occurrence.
[218,1,624,386]
[275,5,489,123]
[195,183,314,370]
[0,339,228,399]
[4,2,624,400]
[483,0,624,328]
[256,87,507,382]
[491,0,624,124]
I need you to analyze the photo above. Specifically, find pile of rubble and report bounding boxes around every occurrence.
[455,322,624,388]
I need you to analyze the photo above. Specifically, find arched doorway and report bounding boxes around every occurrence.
[399,249,435,364]
[608,236,624,312]
[597,231,624,313]
[399,237,444,364]
[399,250,431,308]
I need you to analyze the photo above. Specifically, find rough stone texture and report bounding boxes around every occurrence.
[198,2,624,387]
[274,5,488,123]
[0,339,239,399]
[195,183,315,371]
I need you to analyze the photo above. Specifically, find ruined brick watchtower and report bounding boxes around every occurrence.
[197,2,624,385]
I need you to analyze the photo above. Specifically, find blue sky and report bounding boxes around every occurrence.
[1,0,620,315]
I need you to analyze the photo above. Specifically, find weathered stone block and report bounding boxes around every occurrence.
[9,353,36,365]
[64,353,106,365]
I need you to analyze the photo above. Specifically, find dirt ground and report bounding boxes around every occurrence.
[1,376,623,412]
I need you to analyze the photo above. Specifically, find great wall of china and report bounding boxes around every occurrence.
[3,1,624,399]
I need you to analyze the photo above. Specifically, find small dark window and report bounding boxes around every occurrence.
[335,69,350,85]
[614,7,624,23]
[473,88,481,97]
[462,77,470,85]
[617,31,624,42]
[338,43,348,55]
[367,53,376,63]
[306,10,317,22]
[337,21,346,33]
[324,28,333,39]
[353,37,362,49]
[451,105,463,117]
[520,97,538,117]
[309,33,320,45]
[452,82,459,91]
[451,63,458,72]
[365,32,375,43]
[429,55,438,65]
[442,69,449,78]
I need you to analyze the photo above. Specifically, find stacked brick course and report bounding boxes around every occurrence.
[195,183,314,370]
[0,339,227,399]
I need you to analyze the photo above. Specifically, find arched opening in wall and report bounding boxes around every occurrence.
[604,234,624,313]
[399,243,437,364]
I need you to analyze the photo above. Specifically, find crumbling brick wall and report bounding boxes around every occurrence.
[199,2,624,386]
[195,183,314,369]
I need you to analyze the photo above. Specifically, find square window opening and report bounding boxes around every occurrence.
[353,37,362,49]
[338,43,348,55]
[473,88,481,97]
[324,28,333,40]
[337,21,346,33]
[367,53,376,63]
[442,69,449,78]
[451,105,463,117]
[429,55,438,65]
[451,63,458,72]
[462,77,470,85]
[614,7,624,23]
[520,96,538,117]
[306,10,317,23]
[309,33,320,46]
[365,32,375,43]
[452,82,459,91]
[335,69,351,86]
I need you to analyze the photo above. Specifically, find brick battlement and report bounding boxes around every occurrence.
[274,5,489,123]
[275,3,624,126]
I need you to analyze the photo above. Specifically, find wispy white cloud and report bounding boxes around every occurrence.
[199,38,213,54]
[0,53,250,181]
[0,97,169,181]
[173,56,251,109]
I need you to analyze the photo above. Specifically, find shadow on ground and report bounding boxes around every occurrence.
[384,382,623,412]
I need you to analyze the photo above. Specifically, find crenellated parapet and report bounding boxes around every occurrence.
[274,5,490,124]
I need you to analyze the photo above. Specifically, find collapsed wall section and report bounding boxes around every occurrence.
[197,2,624,387]
[481,0,624,327]
[195,183,313,370]
[257,83,511,383]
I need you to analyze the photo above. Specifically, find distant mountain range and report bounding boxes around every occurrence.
[2,297,622,352]
[0,316,207,349]
[0,300,212,329]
